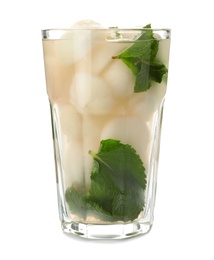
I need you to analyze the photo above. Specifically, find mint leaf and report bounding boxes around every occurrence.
[65,185,113,220]
[118,33,158,62]
[149,61,168,83]
[113,24,168,92]
[112,189,144,221]
[65,139,147,222]
[90,139,146,189]
[65,186,87,218]
[134,63,151,92]
[119,57,140,76]
[88,139,146,221]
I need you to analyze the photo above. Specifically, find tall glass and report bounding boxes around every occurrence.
[42,25,171,239]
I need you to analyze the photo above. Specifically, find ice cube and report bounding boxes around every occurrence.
[91,42,132,75]
[128,93,152,121]
[54,101,84,188]
[102,59,135,99]
[55,20,105,66]
[56,102,82,140]
[62,139,84,189]
[72,20,109,41]
[128,82,167,120]
[82,114,109,187]
[100,115,151,168]
[156,38,170,67]
[43,41,73,102]
[69,72,111,113]
[85,97,120,115]
[56,30,92,66]
[71,20,102,29]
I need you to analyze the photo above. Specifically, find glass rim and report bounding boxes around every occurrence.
[42,28,171,40]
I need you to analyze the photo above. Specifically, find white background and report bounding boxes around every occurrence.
[0,0,214,259]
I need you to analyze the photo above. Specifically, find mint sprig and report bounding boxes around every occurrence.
[112,24,168,92]
[65,139,146,222]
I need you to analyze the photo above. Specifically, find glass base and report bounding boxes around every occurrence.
[62,221,152,239]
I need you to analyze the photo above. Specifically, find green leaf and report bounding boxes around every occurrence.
[149,61,168,83]
[65,186,87,218]
[91,139,146,189]
[86,200,113,219]
[65,185,113,220]
[112,189,145,221]
[134,63,151,92]
[88,139,146,221]
[113,24,168,93]
[65,139,147,222]
[120,57,140,76]
[118,39,157,61]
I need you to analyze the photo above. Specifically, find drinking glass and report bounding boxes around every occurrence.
[42,23,171,239]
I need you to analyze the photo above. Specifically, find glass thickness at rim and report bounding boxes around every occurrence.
[42,28,171,40]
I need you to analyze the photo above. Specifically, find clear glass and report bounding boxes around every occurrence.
[42,26,171,239]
